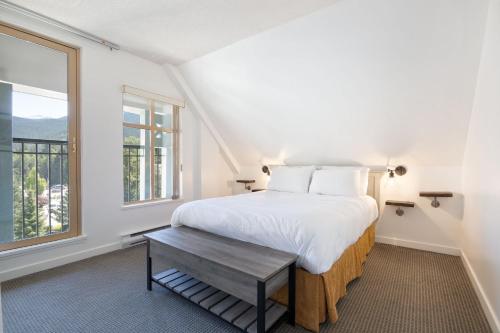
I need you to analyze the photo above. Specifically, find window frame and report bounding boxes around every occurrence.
[0,21,81,252]
[122,90,180,205]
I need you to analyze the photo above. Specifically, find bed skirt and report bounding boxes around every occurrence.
[271,223,376,332]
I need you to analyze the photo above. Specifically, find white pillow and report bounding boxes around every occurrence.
[267,166,315,193]
[309,168,362,196]
[320,166,370,195]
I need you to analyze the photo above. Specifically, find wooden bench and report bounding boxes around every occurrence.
[144,226,298,333]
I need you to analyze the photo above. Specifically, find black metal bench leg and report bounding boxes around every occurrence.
[257,281,266,333]
[147,239,152,291]
[288,262,296,326]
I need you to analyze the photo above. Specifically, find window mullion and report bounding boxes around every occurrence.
[149,100,155,200]
[173,106,180,199]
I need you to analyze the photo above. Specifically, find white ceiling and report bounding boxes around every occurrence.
[8,0,339,64]
[180,0,488,167]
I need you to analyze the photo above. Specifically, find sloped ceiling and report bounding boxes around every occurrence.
[6,0,339,64]
[180,0,489,167]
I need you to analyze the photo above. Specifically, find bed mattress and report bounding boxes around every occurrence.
[171,191,378,274]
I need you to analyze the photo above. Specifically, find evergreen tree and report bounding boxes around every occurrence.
[22,190,38,238]
[26,167,47,196]
[124,135,141,202]
[12,156,48,239]
[13,170,24,240]
[52,187,69,232]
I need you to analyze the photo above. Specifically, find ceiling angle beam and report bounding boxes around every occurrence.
[164,64,241,175]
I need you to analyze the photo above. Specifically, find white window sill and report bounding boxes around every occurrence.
[0,235,88,259]
[121,198,184,210]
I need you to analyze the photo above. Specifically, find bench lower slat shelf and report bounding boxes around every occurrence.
[152,268,287,333]
[234,300,274,330]
[222,300,253,322]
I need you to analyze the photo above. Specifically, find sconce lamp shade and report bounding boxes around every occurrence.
[395,165,407,176]
[387,165,407,177]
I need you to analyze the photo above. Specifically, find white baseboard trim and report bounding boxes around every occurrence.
[0,241,121,283]
[375,236,461,256]
[461,251,500,333]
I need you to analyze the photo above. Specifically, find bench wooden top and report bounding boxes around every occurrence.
[145,226,297,282]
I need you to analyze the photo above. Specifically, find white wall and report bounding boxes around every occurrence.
[200,123,233,198]
[0,12,233,281]
[235,164,464,253]
[462,0,500,329]
[377,166,464,253]
[181,0,487,167]
[180,0,488,250]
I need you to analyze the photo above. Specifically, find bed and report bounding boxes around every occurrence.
[171,169,383,332]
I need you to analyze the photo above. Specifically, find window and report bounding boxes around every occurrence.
[0,23,80,251]
[122,87,181,204]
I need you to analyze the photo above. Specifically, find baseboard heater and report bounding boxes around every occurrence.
[121,225,170,248]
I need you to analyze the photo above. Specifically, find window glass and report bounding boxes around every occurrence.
[154,132,173,199]
[123,93,150,126]
[154,101,172,128]
[122,92,178,204]
[123,127,151,202]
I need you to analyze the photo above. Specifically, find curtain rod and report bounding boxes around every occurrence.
[0,0,120,50]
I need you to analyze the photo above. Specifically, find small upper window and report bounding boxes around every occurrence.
[122,88,180,204]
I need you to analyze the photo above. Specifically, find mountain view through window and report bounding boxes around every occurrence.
[7,86,69,241]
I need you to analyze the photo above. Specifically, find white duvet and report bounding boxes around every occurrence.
[171,191,378,274]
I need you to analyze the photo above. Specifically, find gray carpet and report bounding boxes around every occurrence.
[1,243,491,333]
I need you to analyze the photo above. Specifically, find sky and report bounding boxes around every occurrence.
[12,91,67,119]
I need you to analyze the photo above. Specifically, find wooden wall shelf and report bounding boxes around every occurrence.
[419,191,453,208]
[236,180,256,191]
[236,180,256,184]
[419,191,453,198]
[385,200,415,216]
[385,200,415,207]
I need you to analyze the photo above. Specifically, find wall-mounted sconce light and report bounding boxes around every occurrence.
[387,165,407,178]
[262,165,270,176]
